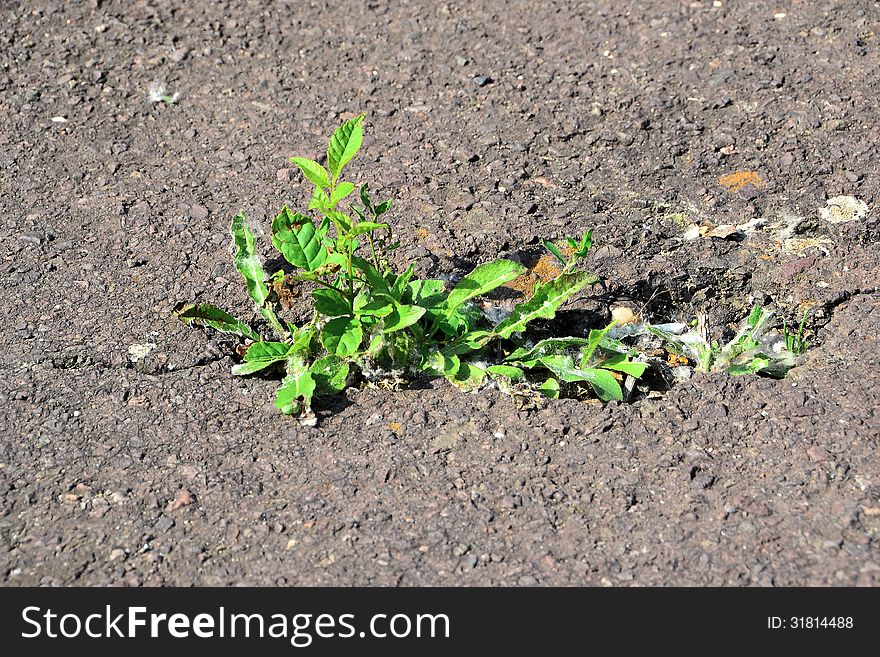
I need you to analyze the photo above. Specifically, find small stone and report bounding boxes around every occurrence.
[165,489,195,513]
[154,515,175,532]
[276,168,291,181]
[109,548,127,561]
[189,204,209,220]
[473,75,492,87]
[455,55,468,67]
[807,445,832,462]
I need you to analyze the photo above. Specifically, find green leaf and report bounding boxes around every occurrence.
[355,296,395,317]
[230,212,281,333]
[449,362,486,391]
[289,157,330,189]
[275,355,316,415]
[444,259,526,315]
[327,114,365,180]
[600,354,647,378]
[312,287,351,317]
[576,228,593,256]
[175,303,260,342]
[538,377,560,399]
[374,199,392,216]
[383,304,425,332]
[392,264,416,299]
[323,210,353,235]
[321,317,363,357]
[349,221,390,238]
[310,355,350,394]
[534,355,623,401]
[271,206,329,272]
[578,322,618,367]
[308,186,331,211]
[422,352,461,377]
[543,240,567,265]
[486,364,524,381]
[330,181,356,207]
[359,183,374,212]
[351,256,391,294]
[442,330,494,356]
[408,279,446,308]
[231,341,292,375]
[494,271,597,339]
[504,337,592,366]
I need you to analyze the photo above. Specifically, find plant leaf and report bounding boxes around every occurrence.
[494,271,597,339]
[578,322,618,367]
[443,259,525,315]
[275,355,316,415]
[321,317,363,357]
[271,206,329,272]
[351,256,391,293]
[312,287,351,317]
[383,304,425,332]
[355,296,395,317]
[422,352,461,377]
[231,212,280,331]
[330,181,356,207]
[442,330,494,356]
[534,355,623,401]
[310,355,350,394]
[175,303,260,342]
[308,186,331,211]
[486,364,524,381]
[600,354,647,378]
[231,341,292,375]
[349,221,390,238]
[408,279,446,308]
[538,377,560,399]
[327,114,365,180]
[543,240,566,265]
[289,157,331,189]
[505,337,592,365]
[449,362,486,391]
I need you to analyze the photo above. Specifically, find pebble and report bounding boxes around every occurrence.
[807,445,832,462]
[189,203,209,220]
[154,516,175,532]
[473,75,492,87]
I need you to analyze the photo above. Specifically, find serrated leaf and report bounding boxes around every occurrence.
[383,304,425,332]
[494,271,597,339]
[327,114,365,180]
[271,206,329,272]
[600,354,647,378]
[310,355,350,394]
[538,377,560,399]
[486,365,524,381]
[312,287,351,317]
[275,355,316,415]
[232,341,292,375]
[443,259,525,316]
[290,157,330,188]
[349,221,390,238]
[231,212,280,332]
[330,181,356,207]
[175,303,260,342]
[321,317,363,357]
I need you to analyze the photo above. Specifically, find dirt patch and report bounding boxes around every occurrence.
[0,0,878,585]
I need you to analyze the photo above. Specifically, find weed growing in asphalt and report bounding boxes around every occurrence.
[782,309,810,355]
[176,115,648,420]
[176,115,807,421]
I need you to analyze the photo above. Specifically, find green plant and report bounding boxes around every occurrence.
[176,115,646,419]
[782,308,809,355]
[647,306,799,377]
